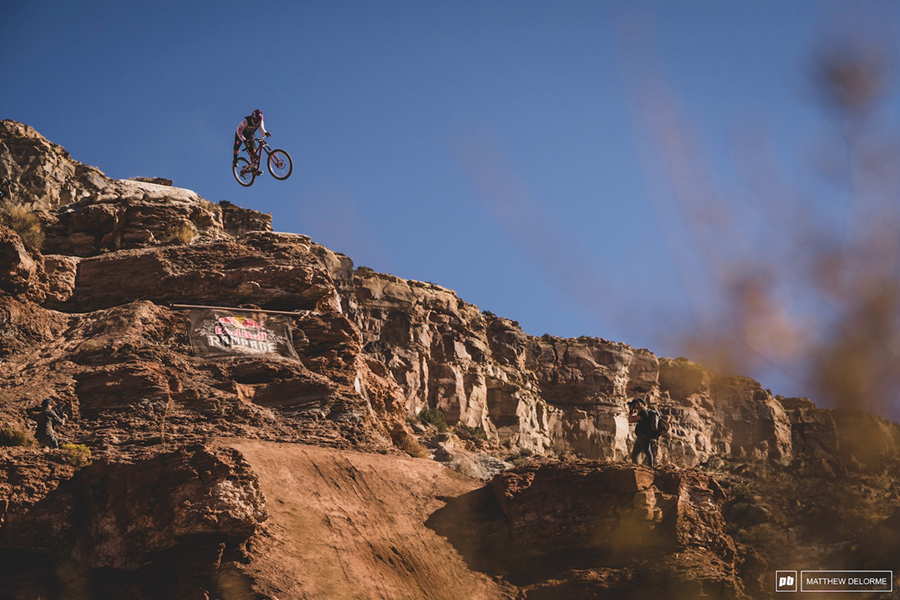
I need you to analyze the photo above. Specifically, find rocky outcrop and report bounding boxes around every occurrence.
[2,120,900,599]
[1,120,272,258]
[0,120,109,208]
[0,446,267,599]
[220,200,273,237]
[429,462,744,599]
[340,269,818,468]
[6,120,890,471]
[37,186,270,258]
[39,182,227,256]
[0,224,45,302]
[66,233,339,313]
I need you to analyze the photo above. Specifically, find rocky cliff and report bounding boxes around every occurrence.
[1,120,899,599]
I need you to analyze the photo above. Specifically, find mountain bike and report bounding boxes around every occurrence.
[233,136,293,187]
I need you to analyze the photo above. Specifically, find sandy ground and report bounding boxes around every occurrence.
[214,439,515,600]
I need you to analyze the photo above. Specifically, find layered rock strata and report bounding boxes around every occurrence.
[2,120,900,599]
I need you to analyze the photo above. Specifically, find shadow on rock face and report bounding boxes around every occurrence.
[0,446,267,600]
[427,462,746,599]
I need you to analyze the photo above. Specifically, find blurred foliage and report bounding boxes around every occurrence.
[646,35,900,418]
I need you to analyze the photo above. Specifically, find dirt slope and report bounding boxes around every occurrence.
[215,439,516,600]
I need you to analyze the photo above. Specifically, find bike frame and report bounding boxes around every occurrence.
[234,135,291,186]
[244,137,273,170]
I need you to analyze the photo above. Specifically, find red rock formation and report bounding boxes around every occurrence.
[1,120,899,599]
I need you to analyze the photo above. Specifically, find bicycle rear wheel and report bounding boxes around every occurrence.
[267,149,293,180]
[233,157,255,187]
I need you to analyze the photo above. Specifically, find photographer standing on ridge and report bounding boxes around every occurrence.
[233,109,270,173]
[628,397,656,467]
[34,399,66,449]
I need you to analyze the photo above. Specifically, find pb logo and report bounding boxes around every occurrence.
[776,571,798,592]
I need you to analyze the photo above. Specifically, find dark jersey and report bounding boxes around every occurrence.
[633,408,654,436]
[36,408,64,437]
[236,115,267,139]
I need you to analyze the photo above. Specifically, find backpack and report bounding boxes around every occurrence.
[649,408,669,437]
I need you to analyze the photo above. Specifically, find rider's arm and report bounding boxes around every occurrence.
[259,117,269,137]
[236,119,248,137]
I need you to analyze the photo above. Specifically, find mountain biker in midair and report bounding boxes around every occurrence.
[233,109,270,173]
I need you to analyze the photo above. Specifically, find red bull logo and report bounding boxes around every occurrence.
[216,316,263,329]
[215,314,269,341]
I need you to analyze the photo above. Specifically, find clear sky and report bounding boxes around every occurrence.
[3,1,900,405]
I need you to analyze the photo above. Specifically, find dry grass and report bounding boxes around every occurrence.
[0,200,44,251]
[397,433,429,458]
[0,426,36,447]
[162,223,197,245]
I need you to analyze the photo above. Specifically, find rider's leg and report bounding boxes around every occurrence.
[244,138,262,174]
[233,134,242,165]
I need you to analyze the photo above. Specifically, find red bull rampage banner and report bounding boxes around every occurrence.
[187,309,299,360]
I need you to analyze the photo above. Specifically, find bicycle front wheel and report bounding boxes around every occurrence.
[233,157,255,187]
[268,149,293,180]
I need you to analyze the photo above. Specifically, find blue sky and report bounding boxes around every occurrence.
[4,1,900,402]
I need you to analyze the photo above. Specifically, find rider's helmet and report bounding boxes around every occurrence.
[252,109,263,123]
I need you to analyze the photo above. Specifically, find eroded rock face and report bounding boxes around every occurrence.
[430,462,744,599]
[2,446,267,567]
[0,120,109,208]
[491,464,733,565]
[220,200,273,237]
[340,269,814,467]
[68,233,339,313]
[1,120,273,259]
[0,447,267,599]
[5,119,895,473]
[3,119,900,599]
[0,225,44,301]
[40,182,228,256]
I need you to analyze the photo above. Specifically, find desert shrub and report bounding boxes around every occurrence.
[162,223,197,244]
[418,408,448,432]
[60,443,92,467]
[0,426,35,447]
[0,201,44,251]
[456,424,488,441]
[397,434,429,458]
[729,482,754,503]
[732,528,752,545]
[508,447,535,466]
[556,448,577,462]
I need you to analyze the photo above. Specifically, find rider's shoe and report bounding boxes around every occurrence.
[254,169,262,175]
